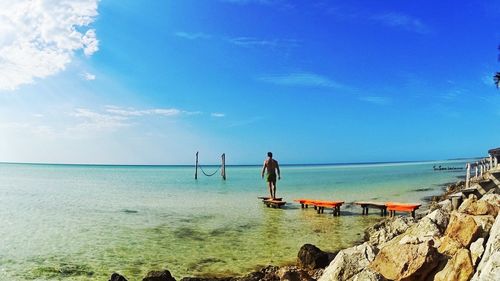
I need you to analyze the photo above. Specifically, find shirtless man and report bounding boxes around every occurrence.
[261,152,281,199]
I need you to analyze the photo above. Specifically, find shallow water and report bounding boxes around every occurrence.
[0,160,468,280]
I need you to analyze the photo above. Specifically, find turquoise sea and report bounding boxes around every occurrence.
[0,160,469,280]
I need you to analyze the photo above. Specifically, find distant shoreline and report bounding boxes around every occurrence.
[0,157,481,168]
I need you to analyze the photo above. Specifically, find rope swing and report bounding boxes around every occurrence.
[194,152,226,180]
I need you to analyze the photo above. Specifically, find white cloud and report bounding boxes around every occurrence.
[259,72,346,89]
[105,106,200,117]
[358,96,391,105]
[371,12,430,34]
[174,31,212,40]
[71,108,130,131]
[211,112,225,117]
[227,37,299,48]
[0,0,100,91]
[81,72,96,80]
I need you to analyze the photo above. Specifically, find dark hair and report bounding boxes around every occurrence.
[267,152,273,157]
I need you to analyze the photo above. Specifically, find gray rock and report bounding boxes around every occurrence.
[364,216,416,248]
[438,199,453,213]
[470,237,485,267]
[318,242,376,281]
[472,214,500,280]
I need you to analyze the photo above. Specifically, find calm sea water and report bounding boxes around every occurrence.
[0,160,468,280]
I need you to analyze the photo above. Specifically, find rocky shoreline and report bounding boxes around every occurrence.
[109,177,500,281]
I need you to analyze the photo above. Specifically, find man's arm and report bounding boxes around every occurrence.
[276,160,281,179]
[261,161,267,178]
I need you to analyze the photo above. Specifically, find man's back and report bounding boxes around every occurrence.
[265,158,278,174]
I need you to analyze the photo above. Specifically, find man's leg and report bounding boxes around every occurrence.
[268,181,273,199]
[272,181,277,199]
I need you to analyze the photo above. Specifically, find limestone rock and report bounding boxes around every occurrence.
[297,244,330,270]
[472,214,500,280]
[364,216,416,247]
[444,212,480,247]
[318,242,376,281]
[470,252,500,281]
[434,249,474,281]
[276,266,314,281]
[423,208,450,234]
[437,199,453,213]
[370,239,439,281]
[438,235,463,257]
[459,197,498,217]
[110,273,128,281]
[471,215,495,238]
[479,193,500,208]
[345,269,382,281]
[470,238,485,266]
[143,270,176,281]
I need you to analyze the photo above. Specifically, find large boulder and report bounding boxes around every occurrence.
[364,216,416,247]
[143,270,176,281]
[370,239,440,281]
[434,249,474,281]
[318,242,376,281]
[438,235,463,257]
[297,244,330,270]
[472,214,500,280]
[459,197,498,217]
[470,238,485,267]
[110,273,128,281]
[444,212,481,248]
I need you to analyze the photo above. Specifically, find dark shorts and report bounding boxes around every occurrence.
[266,173,277,182]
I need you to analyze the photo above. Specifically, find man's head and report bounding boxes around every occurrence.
[267,152,273,158]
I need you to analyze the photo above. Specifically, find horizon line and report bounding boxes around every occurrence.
[0,157,480,168]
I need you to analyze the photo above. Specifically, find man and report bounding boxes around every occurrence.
[261,152,281,199]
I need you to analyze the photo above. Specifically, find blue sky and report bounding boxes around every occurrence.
[0,0,500,165]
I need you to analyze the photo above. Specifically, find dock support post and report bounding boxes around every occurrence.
[195,151,199,180]
[221,153,226,180]
[475,162,479,178]
[465,163,470,188]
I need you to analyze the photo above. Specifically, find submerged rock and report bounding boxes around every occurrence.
[276,266,314,281]
[297,244,330,270]
[110,273,128,281]
[143,270,176,281]
[318,242,377,281]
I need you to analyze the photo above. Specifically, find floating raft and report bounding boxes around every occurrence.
[258,196,282,201]
[263,199,287,208]
[293,199,344,216]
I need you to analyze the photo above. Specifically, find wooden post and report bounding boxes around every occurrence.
[195,151,199,180]
[221,153,226,180]
[465,163,470,188]
[495,157,498,168]
[475,162,479,178]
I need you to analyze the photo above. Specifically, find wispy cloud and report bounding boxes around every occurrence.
[219,0,277,5]
[174,31,212,40]
[211,112,226,118]
[227,37,299,48]
[371,12,430,34]
[71,108,131,131]
[258,72,346,89]
[105,106,201,117]
[0,0,99,91]
[81,72,96,81]
[358,96,391,105]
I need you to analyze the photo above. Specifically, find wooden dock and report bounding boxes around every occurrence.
[354,201,387,216]
[293,199,344,216]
